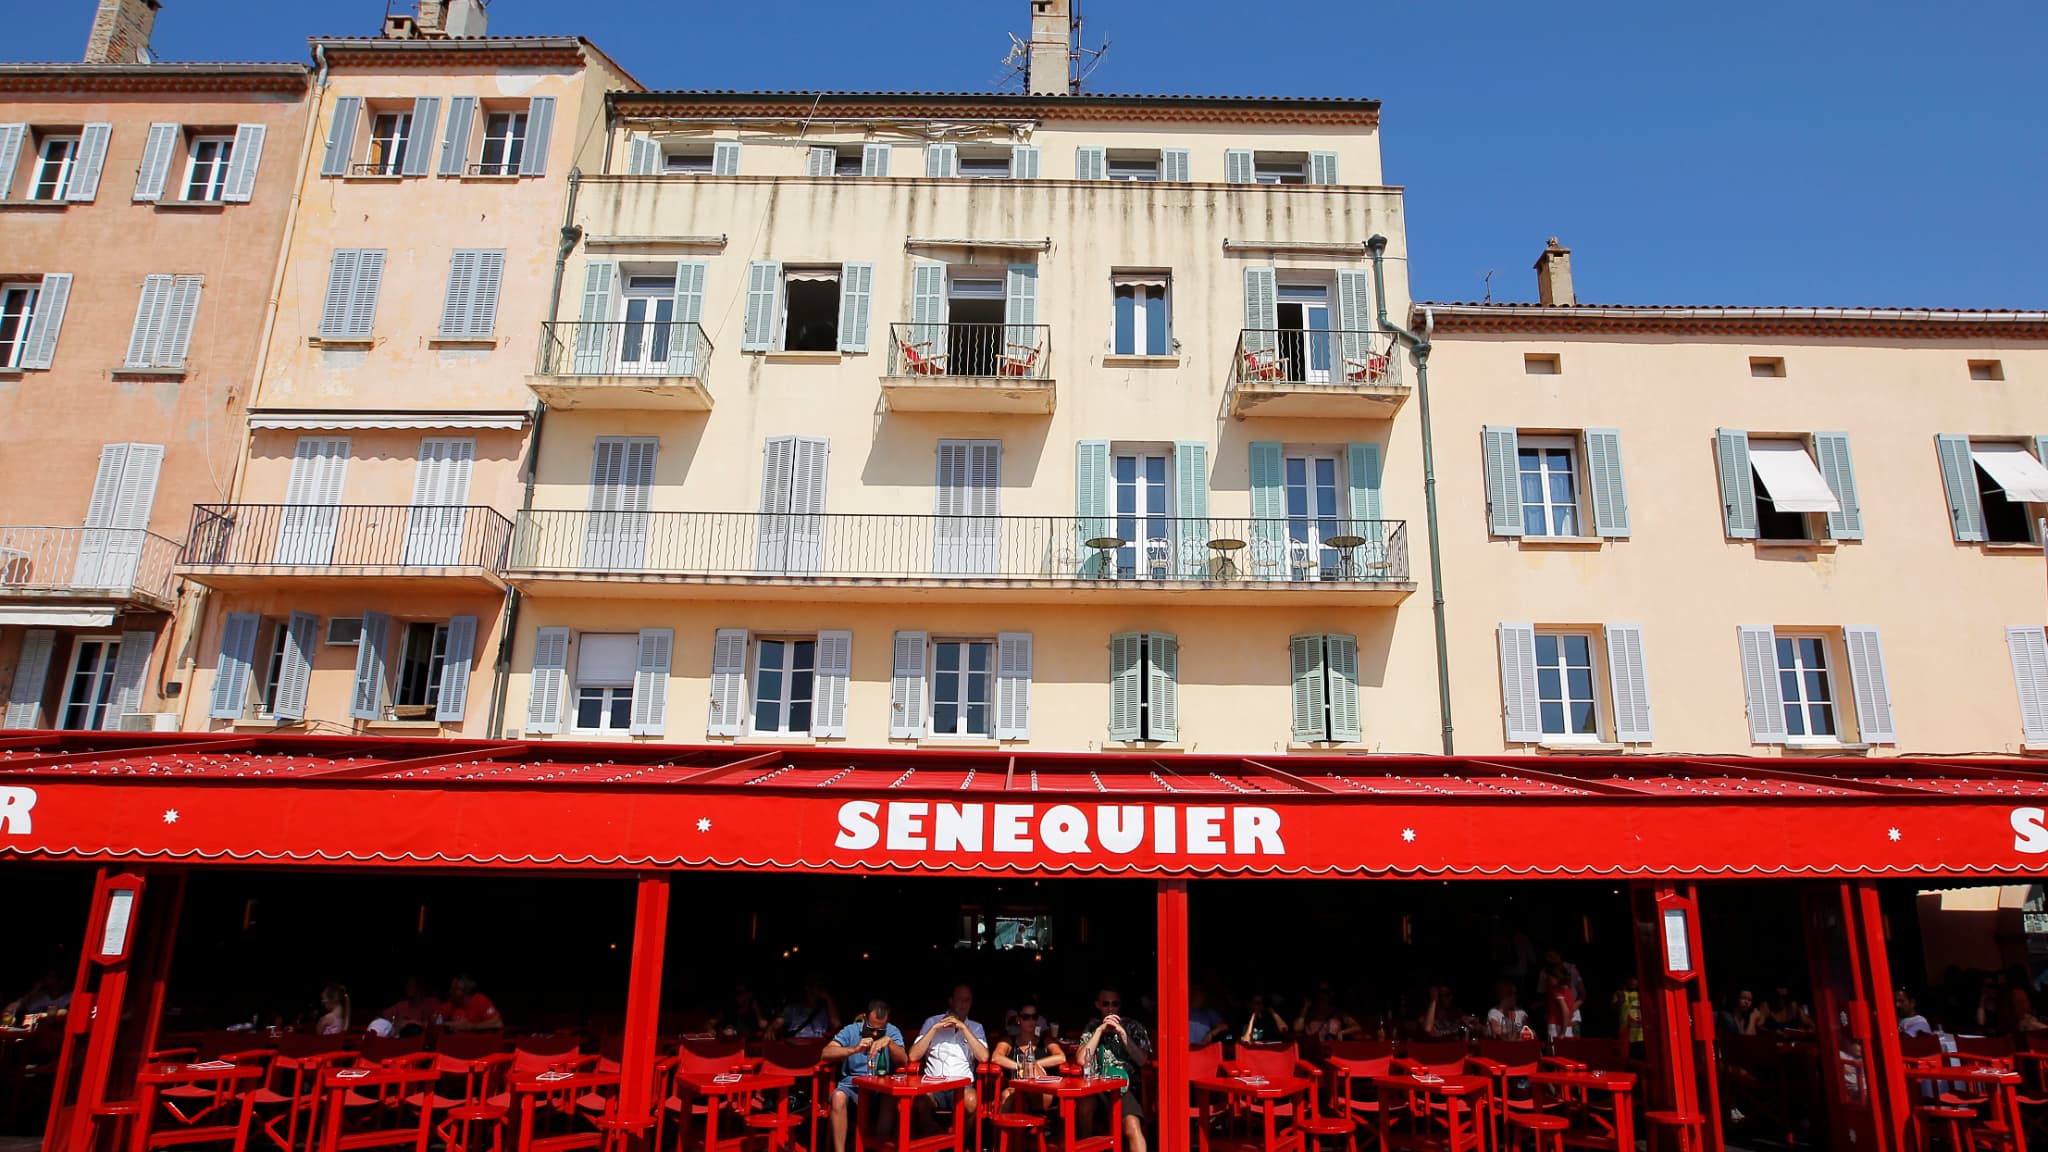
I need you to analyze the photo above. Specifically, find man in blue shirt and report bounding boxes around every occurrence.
[824,1000,908,1152]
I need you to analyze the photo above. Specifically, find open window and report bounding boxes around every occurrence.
[1717,430,1859,543]
[1255,152,1307,184]
[474,104,529,175]
[957,146,1013,179]
[1747,439,1836,541]
[781,266,841,352]
[1968,442,2048,544]
[0,282,39,369]
[1106,150,1161,181]
[27,131,81,200]
[572,632,638,733]
[1111,272,1171,356]
[181,134,235,200]
[361,104,415,176]
[390,620,450,717]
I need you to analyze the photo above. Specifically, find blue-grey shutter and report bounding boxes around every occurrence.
[1842,626,1895,745]
[711,141,742,175]
[1076,440,1109,576]
[1290,634,1327,742]
[350,610,392,720]
[439,96,477,176]
[1483,425,1523,537]
[435,615,478,723]
[105,630,156,728]
[1108,632,1143,741]
[1223,148,1254,184]
[67,122,111,202]
[1335,269,1373,368]
[1004,262,1038,350]
[467,250,504,338]
[813,630,852,738]
[320,250,359,339]
[911,262,947,350]
[1935,434,1985,542]
[2008,626,2048,744]
[21,273,71,370]
[1174,441,1209,578]
[440,250,479,339]
[1812,431,1863,540]
[1147,633,1179,741]
[1326,633,1361,743]
[1074,145,1105,180]
[1716,429,1759,539]
[670,260,708,375]
[890,630,927,738]
[574,259,617,372]
[520,97,555,176]
[996,631,1032,740]
[1308,151,1339,185]
[626,134,660,175]
[3,629,53,729]
[1584,428,1631,538]
[1249,441,1286,578]
[321,97,361,176]
[134,123,178,201]
[158,277,202,367]
[401,97,440,177]
[1011,144,1041,179]
[709,628,749,737]
[348,250,386,339]
[125,275,173,368]
[925,143,957,177]
[1161,148,1190,183]
[742,261,780,351]
[209,612,262,720]
[1346,442,1383,524]
[861,142,891,176]
[526,626,570,735]
[629,628,672,737]
[273,611,319,722]
[806,146,835,177]
[1497,623,1541,743]
[222,124,266,202]
[0,124,25,200]
[1605,623,1653,743]
[839,262,874,353]
[1737,624,1787,744]
[1242,267,1277,353]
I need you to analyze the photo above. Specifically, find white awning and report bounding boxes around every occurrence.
[1971,443,2048,502]
[1749,441,1841,513]
[248,410,530,431]
[0,607,116,627]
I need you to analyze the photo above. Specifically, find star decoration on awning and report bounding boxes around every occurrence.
[1400,828,1417,843]
[1887,827,1901,842]
[163,809,180,825]
[696,817,712,833]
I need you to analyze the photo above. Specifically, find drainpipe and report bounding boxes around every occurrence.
[486,167,583,737]
[1366,234,1454,755]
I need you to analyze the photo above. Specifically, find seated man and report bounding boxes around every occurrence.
[825,1000,908,1152]
[1078,987,1152,1152]
[443,974,503,1032]
[909,984,989,1134]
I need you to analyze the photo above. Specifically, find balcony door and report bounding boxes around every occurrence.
[1285,453,1344,579]
[756,436,829,575]
[1276,283,1333,383]
[1112,451,1171,579]
[273,436,349,565]
[934,440,999,576]
[582,437,656,570]
[403,437,475,566]
[72,442,162,589]
[615,275,675,376]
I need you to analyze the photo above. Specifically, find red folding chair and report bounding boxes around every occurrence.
[408,1046,511,1152]
[246,1035,355,1152]
[750,1041,830,1152]
[314,1065,441,1152]
[1323,1049,1394,1145]
[1470,1040,1549,1148]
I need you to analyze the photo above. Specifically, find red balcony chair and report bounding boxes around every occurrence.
[1344,353,1390,384]
[998,342,1041,378]
[244,1034,362,1152]
[897,337,949,377]
[1294,1069,1359,1152]
[313,1065,441,1152]
[1241,348,1290,383]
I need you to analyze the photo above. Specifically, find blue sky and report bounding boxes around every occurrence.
[12,0,2045,307]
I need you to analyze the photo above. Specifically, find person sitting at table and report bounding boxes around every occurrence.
[1078,987,1152,1152]
[910,984,989,1134]
[375,976,442,1037]
[443,974,503,1032]
[992,1002,1066,1113]
[1419,985,1465,1039]
[1188,986,1226,1046]
[1242,993,1289,1043]
[825,1000,908,1152]
[1294,982,1362,1043]
[1485,980,1531,1040]
[317,984,351,1035]
[1896,988,1933,1037]
[1760,987,1812,1032]
[1713,990,1764,1037]
[777,975,842,1040]
[715,983,771,1043]
[4,969,72,1021]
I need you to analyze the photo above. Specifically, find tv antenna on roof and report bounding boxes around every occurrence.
[1483,269,1498,304]
[999,0,1110,94]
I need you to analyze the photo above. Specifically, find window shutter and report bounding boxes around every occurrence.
[1012,144,1041,179]
[467,250,504,338]
[158,276,203,367]
[433,615,478,723]
[1249,441,1286,577]
[2009,626,2048,744]
[670,260,708,374]
[440,250,478,339]
[629,627,672,736]
[125,275,174,368]
[320,249,359,339]
[1737,624,1787,744]
[708,627,750,736]
[890,630,928,739]
[1335,269,1372,367]
[1004,262,1038,350]
[1482,425,1523,537]
[1108,632,1143,742]
[755,435,796,572]
[322,249,384,339]
[626,134,660,175]
[103,442,162,589]
[573,259,617,372]
[350,611,393,721]
[21,272,71,370]
[1935,434,1985,542]
[1584,428,1631,538]
[742,261,780,351]
[996,631,1033,740]
[1812,431,1863,540]
[1327,633,1362,743]
[1223,148,1254,184]
[911,261,948,349]
[1242,267,1277,352]
[321,97,361,176]
[347,250,385,338]
[273,611,319,722]
[526,626,570,734]
[1174,441,1210,578]
[1841,626,1895,745]
[222,124,266,202]
[3,629,54,729]
[1346,442,1383,525]
[519,97,555,176]
[2035,437,2048,473]
[806,146,835,177]
[1497,623,1541,743]
[1308,151,1339,185]
[134,123,178,201]
[0,124,25,199]
[861,142,891,176]
[925,143,957,178]
[813,629,852,737]
[1074,145,1106,180]
[401,97,440,177]
[1289,634,1327,742]
[439,96,477,176]
[103,629,157,729]
[787,437,830,574]
[210,612,262,720]
[711,141,742,176]
[74,443,129,587]
[1161,148,1190,183]
[838,262,874,353]
[67,122,111,202]
[1716,429,1759,539]
[1075,440,1109,576]
[1605,623,1653,743]
[1147,632,1179,742]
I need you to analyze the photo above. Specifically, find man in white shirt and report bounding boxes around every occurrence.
[910,984,989,1133]
[1896,988,1933,1037]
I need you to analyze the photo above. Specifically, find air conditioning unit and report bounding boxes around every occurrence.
[327,617,364,646]
[118,712,181,732]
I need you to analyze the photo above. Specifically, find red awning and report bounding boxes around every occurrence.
[2,730,2046,878]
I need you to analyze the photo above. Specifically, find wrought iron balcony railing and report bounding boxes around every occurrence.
[178,504,513,571]
[0,525,181,605]
[1232,328,1403,388]
[537,320,714,380]
[885,322,1051,379]
[510,511,1407,584]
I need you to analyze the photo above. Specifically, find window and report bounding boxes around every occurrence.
[1740,624,1891,746]
[364,111,412,175]
[1290,633,1360,743]
[618,273,677,369]
[30,135,79,200]
[1502,623,1651,745]
[665,147,713,174]
[1718,430,1856,543]
[1107,151,1161,181]
[1524,353,1561,375]
[931,639,995,738]
[1970,359,2005,381]
[1284,451,1345,579]
[1775,634,1838,740]
[957,148,1013,178]
[392,621,449,712]
[254,621,289,716]
[753,636,816,735]
[1977,453,2042,544]
[1938,436,2048,545]
[1749,356,1786,378]
[572,632,638,733]
[476,110,527,176]
[0,283,37,369]
[182,136,233,200]
[1517,436,1581,537]
[805,145,868,177]
[1109,632,1177,742]
[1746,438,1835,541]
[780,266,841,352]
[1254,154,1306,184]
[1111,448,1171,579]
[1111,273,1170,356]
[59,637,120,730]
[1274,280,1335,383]
[1535,632,1600,740]
[658,140,739,175]
[326,617,364,646]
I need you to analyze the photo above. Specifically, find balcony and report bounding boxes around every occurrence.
[176,504,513,592]
[1227,328,1407,419]
[0,526,182,617]
[529,321,715,411]
[505,512,1411,604]
[881,323,1055,414]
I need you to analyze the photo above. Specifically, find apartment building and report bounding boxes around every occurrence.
[496,67,1431,752]
[1425,241,2048,756]
[176,8,637,735]
[0,0,310,732]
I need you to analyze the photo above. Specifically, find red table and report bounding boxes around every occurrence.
[1905,1066,2029,1152]
[1006,1074,1127,1152]
[1373,1074,1490,1152]
[1526,1070,1635,1152]
[672,1070,797,1152]
[852,1074,971,1152]
[129,1061,265,1152]
[1192,1075,1314,1152]
[509,1070,622,1152]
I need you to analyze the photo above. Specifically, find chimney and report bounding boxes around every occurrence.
[1534,237,1575,306]
[1027,0,1071,96]
[401,0,486,39]
[443,0,487,37]
[84,0,161,64]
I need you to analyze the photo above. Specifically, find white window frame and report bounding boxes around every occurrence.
[1534,630,1602,741]
[253,619,289,717]
[956,148,1013,179]
[391,620,450,712]
[1518,434,1584,538]
[476,109,529,176]
[59,634,121,731]
[929,637,997,738]
[1283,448,1349,580]
[663,145,716,174]
[615,270,679,373]
[831,146,866,177]
[571,631,638,734]
[1106,151,1162,181]
[1775,632,1842,742]
[778,264,842,352]
[751,635,818,736]
[1110,273,1172,357]
[0,283,39,369]
[1750,436,1820,542]
[1253,153,1306,185]
[364,111,412,175]
[1109,445,1174,579]
[182,134,235,201]
[30,135,79,200]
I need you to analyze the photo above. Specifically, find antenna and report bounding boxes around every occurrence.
[1482,269,1498,304]
[997,1,1111,94]
[1068,2,1110,94]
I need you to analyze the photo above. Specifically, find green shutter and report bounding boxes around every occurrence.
[573,260,617,373]
[670,261,708,375]
[1812,431,1862,540]
[1249,441,1285,580]
[838,262,874,352]
[911,262,947,350]
[1716,429,1758,539]
[1584,428,1631,538]
[1346,442,1383,524]
[1076,440,1109,576]
[742,261,780,351]
[1147,633,1179,742]
[1161,148,1190,183]
[1327,633,1361,742]
[1308,152,1339,185]
[1108,632,1143,741]
[1174,441,1210,578]
[1335,269,1373,367]
[1936,434,1984,542]
[1290,634,1326,741]
[1004,262,1038,351]
[1074,146,1105,180]
[1242,267,1277,353]
[1223,148,1253,184]
[1483,426,1522,537]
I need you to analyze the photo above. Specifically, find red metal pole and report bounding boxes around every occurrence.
[615,873,671,1142]
[1156,879,1189,1152]
[55,871,140,1152]
[1856,882,1909,1152]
